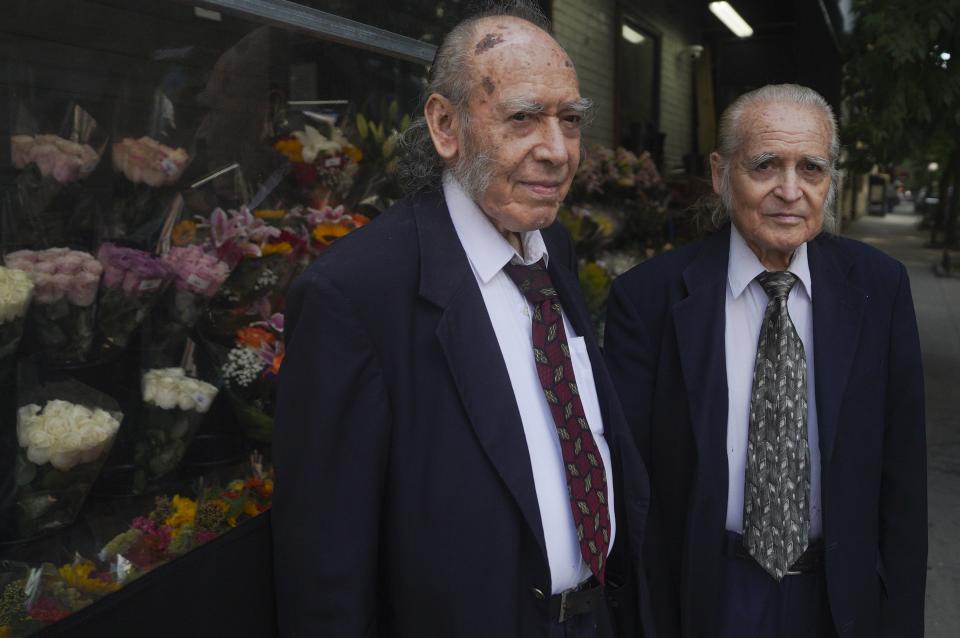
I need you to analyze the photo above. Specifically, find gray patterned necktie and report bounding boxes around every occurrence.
[742,271,810,581]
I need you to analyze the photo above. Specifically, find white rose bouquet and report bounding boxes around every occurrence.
[0,266,34,385]
[132,367,218,490]
[11,382,123,538]
[4,248,102,363]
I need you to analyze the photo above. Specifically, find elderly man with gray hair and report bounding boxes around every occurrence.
[273,1,653,636]
[605,84,926,638]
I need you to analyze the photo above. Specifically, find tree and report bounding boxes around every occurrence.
[844,0,960,245]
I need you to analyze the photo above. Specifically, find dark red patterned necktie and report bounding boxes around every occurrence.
[503,259,610,584]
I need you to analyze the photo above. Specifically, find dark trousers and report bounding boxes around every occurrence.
[717,534,838,638]
[547,602,615,638]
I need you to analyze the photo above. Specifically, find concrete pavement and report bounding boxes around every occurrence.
[842,203,960,637]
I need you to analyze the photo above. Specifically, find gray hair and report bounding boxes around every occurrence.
[396,1,552,195]
[710,83,841,231]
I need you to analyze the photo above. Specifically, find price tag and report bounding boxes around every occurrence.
[139,278,162,292]
[193,391,212,411]
[186,274,209,290]
[160,156,180,176]
[324,156,342,168]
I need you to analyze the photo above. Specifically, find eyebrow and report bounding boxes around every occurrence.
[743,152,830,169]
[497,96,594,115]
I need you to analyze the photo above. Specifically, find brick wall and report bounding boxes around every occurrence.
[553,0,699,171]
[553,0,616,147]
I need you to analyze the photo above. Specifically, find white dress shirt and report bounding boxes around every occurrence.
[444,173,616,594]
[724,224,823,538]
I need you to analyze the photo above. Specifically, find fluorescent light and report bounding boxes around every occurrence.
[709,2,754,38]
[941,51,952,61]
[621,24,646,45]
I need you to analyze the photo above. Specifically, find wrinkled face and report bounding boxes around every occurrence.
[459,19,586,233]
[712,101,832,269]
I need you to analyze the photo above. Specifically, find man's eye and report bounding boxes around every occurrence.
[804,162,823,172]
[511,112,530,122]
[755,161,772,171]
[562,114,583,126]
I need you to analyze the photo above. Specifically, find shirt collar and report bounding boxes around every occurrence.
[727,223,812,299]
[443,172,549,284]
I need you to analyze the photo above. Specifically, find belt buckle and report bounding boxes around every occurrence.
[558,589,570,623]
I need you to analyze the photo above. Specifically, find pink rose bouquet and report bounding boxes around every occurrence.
[5,248,102,363]
[95,243,174,350]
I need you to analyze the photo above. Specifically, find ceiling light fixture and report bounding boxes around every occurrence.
[621,24,646,45]
[709,2,754,38]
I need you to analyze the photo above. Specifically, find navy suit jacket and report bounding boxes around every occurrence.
[604,226,926,638]
[273,191,653,637]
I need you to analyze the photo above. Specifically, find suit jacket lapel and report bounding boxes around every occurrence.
[673,227,731,492]
[415,193,549,567]
[809,235,865,469]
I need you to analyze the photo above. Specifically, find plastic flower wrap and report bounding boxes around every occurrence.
[6,103,107,248]
[10,379,123,539]
[0,266,34,386]
[221,314,283,442]
[95,243,174,351]
[4,248,102,363]
[132,367,218,490]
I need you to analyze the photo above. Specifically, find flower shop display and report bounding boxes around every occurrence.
[0,267,34,386]
[11,384,123,538]
[132,367,219,490]
[4,249,102,363]
[274,120,361,208]
[95,243,174,351]
[10,135,100,185]
[221,315,283,443]
[296,204,370,252]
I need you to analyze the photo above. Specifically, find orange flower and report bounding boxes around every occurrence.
[344,145,363,163]
[171,220,197,246]
[269,351,284,376]
[274,138,304,163]
[311,223,351,245]
[352,213,371,226]
[254,209,286,220]
[261,241,293,256]
[237,326,274,349]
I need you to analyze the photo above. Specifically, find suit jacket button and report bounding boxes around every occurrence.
[531,587,546,600]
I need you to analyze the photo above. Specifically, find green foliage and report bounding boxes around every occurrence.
[845,0,960,168]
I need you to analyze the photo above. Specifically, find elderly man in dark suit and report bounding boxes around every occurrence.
[272,3,652,637]
[604,84,926,638]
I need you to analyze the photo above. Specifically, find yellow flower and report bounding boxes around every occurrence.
[164,495,197,529]
[254,209,286,220]
[171,220,197,246]
[311,223,350,245]
[344,145,363,163]
[227,516,238,528]
[263,479,274,496]
[243,501,260,517]
[0,626,11,638]
[227,480,245,493]
[261,241,293,256]
[58,561,119,595]
[274,138,304,163]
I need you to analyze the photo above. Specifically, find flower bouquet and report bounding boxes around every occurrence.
[221,315,283,442]
[274,120,361,208]
[95,243,174,352]
[6,103,107,249]
[11,380,123,538]
[0,267,34,386]
[131,366,218,491]
[4,249,102,364]
[294,204,369,254]
[144,244,231,369]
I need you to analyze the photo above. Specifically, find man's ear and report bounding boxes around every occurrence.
[424,94,460,160]
[709,152,723,194]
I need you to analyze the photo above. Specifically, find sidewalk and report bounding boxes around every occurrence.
[842,203,960,637]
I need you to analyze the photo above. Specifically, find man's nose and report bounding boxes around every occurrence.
[532,118,569,164]
[774,169,803,202]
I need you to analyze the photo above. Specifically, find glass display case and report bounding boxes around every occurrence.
[0,1,440,633]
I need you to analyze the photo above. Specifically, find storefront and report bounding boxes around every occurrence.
[0,1,449,634]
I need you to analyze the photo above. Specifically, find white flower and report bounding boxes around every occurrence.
[292,125,347,163]
[17,399,121,472]
[0,266,35,324]
[142,367,218,413]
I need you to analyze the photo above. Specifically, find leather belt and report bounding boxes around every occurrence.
[548,577,604,623]
[724,532,825,575]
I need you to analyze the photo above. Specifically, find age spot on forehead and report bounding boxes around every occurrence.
[475,33,505,55]
[481,76,496,95]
